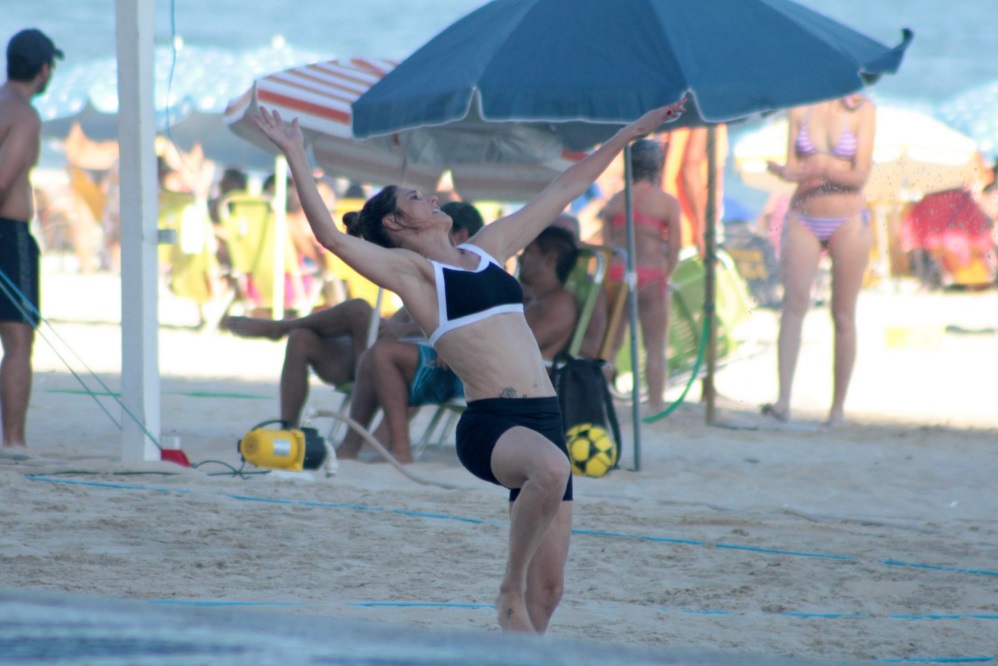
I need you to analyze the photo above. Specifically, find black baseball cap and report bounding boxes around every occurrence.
[7,29,64,72]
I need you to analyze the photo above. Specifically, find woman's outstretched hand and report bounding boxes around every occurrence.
[627,97,688,137]
[253,106,305,155]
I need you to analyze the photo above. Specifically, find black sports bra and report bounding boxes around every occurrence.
[426,244,524,345]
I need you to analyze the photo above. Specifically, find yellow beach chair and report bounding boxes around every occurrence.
[216,192,307,317]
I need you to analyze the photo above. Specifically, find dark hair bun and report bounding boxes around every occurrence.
[342,211,363,237]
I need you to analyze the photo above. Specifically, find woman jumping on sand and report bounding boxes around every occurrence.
[252,97,686,634]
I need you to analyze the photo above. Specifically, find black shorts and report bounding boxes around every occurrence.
[455,396,572,503]
[0,219,40,326]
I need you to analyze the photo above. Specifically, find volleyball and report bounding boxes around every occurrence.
[566,423,617,478]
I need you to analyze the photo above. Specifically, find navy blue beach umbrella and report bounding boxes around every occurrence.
[352,0,910,153]
[351,0,911,466]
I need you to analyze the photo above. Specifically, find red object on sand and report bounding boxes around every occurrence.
[903,188,992,250]
[160,448,192,467]
[902,188,995,285]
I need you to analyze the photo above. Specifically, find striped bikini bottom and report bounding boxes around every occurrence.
[789,210,870,243]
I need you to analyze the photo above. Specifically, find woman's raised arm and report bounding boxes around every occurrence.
[252,107,424,295]
[253,108,342,250]
[473,98,687,262]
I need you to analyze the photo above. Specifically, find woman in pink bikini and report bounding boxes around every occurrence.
[599,139,682,413]
[764,93,876,426]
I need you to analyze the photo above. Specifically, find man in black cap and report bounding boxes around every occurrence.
[0,28,63,453]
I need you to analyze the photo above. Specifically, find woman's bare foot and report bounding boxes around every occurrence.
[761,403,789,422]
[0,445,30,461]
[495,588,535,633]
[643,400,667,417]
[824,410,847,428]
[389,450,413,465]
[224,316,289,340]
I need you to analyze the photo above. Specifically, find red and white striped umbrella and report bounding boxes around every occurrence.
[224,58,582,201]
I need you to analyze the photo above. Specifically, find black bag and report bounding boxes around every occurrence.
[551,354,622,465]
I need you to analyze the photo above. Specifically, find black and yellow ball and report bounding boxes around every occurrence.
[566,423,617,478]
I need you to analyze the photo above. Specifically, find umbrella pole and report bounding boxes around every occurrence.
[272,154,288,320]
[623,144,643,471]
[704,127,718,424]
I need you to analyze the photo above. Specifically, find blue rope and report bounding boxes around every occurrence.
[0,268,162,448]
[27,476,998,579]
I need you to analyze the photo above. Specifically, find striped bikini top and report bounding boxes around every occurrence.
[795,114,857,160]
[426,243,524,346]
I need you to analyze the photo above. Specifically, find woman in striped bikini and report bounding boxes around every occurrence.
[764,93,876,426]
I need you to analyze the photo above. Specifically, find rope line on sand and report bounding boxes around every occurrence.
[224,493,485,524]
[880,560,998,578]
[0,269,161,447]
[149,600,495,609]
[150,600,309,607]
[147,598,998,621]
[714,542,855,560]
[348,602,495,609]
[876,659,994,664]
[142,599,996,662]
[25,475,998,580]
[667,608,998,621]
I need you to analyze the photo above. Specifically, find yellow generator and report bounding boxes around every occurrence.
[238,419,327,471]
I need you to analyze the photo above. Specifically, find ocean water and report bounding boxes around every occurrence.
[5,0,997,105]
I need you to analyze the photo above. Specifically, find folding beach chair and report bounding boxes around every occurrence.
[609,246,754,399]
[216,191,307,319]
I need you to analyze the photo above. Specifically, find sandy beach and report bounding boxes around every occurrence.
[1,262,996,664]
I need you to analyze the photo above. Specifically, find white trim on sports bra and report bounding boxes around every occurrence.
[427,243,524,346]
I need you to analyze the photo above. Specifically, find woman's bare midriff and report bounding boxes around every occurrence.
[433,314,556,401]
[791,157,866,219]
[611,224,669,272]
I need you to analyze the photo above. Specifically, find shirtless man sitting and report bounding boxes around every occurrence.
[224,201,484,427]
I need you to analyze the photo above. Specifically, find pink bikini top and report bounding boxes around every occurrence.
[795,111,857,160]
[608,189,669,239]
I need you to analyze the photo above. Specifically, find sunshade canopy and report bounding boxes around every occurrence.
[352,0,912,155]
[224,58,584,200]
